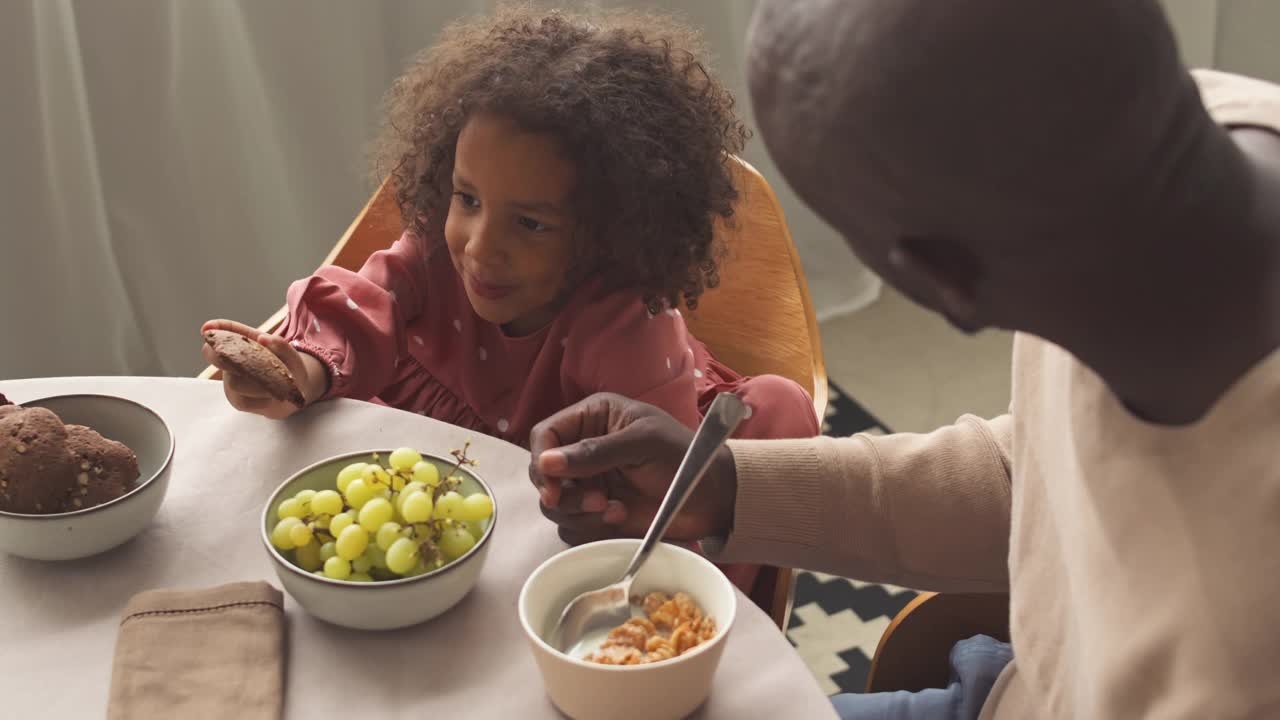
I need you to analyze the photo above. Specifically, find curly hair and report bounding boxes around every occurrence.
[373,3,749,312]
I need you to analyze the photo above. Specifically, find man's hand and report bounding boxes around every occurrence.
[529,393,738,545]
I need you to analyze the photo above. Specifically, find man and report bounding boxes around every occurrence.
[530,1,1280,717]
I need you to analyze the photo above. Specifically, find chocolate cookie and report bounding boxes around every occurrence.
[64,424,139,509]
[0,407,77,514]
[203,329,305,407]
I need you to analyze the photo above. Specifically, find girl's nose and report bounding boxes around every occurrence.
[465,218,503,265]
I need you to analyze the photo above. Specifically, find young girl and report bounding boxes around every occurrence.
[202,5,818,593]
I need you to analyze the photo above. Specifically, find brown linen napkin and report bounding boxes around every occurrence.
[107,581,285,720]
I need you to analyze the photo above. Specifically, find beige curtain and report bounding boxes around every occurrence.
[0,0,882,380]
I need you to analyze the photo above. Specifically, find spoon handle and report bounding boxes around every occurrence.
[619,392,748,584]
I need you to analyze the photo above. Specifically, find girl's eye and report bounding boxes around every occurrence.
[453,191,479,209]
[517,216,550,233]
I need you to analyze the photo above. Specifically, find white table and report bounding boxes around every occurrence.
[0,377,836,719]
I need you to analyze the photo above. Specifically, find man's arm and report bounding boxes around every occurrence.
[712,414,1013,592]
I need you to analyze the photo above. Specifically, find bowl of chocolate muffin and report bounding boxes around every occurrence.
[0,392,174,560]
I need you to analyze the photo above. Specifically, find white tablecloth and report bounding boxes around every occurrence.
[0,377,835,719]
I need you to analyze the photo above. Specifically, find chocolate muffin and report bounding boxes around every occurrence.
[64,424,139,510]
[203,329,305,407]
[0,407,78,514]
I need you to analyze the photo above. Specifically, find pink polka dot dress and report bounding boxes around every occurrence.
[278,231,819,448]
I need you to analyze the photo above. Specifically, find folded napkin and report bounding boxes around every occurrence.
[107,581,285,720]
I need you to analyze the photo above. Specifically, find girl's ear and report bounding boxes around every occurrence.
[888,235,985,333]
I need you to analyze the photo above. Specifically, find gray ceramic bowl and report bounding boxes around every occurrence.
[0,394,174,560]
[262,449,497,630]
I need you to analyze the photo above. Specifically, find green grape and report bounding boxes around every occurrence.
[364,543,388,570]
[329,510,356,536]
[434,491,464,520]
[385,537,419,575]
[295,540,323,572]
[378,487,392,501]
[391,473,407,492]
[362,465,391,489]
[310,489,344,517]
[344,479,375,510]
[462,520,486,540]
[288,523,314,547]
[294,490,317,511]
[271,517,304,550]
[349,572,374,583]
[376,522,404,551]
[358,497,394,532]
[335,525,369,561]
[276,498,305,520]
[439,526,476,560]
[320,541,337,562]
[336,462,368,493]
[397,482,426,508]
[411,461,440,487]
[352,554,373,574]
[459,493,494,522]
[323,556,352,580]
[401,490,434,523]
[389,447,423,472]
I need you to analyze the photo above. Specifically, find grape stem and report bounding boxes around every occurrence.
[440,441,477,494]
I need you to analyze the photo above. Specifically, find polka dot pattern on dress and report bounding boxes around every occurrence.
[478,347,487,361]
[346,297,359,311]
[312,318,321,333]
[453,319,462,332]
[413,335,424,346]
[388,290,398,303]
[694,369,703,379]
[497,418,510,433]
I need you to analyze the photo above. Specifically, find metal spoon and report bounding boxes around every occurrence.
[551,392,748,653]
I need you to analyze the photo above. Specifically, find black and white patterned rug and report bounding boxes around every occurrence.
[784,382,919,695]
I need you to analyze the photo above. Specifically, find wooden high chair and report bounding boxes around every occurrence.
[199,156,828,631]
[866,592,1011,693]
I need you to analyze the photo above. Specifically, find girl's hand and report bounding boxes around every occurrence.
[200,319,329,419]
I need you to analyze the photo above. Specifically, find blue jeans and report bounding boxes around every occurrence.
[831,635,1013,720]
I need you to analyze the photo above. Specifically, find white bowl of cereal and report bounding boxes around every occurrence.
[518,538,736,720]
[0,394,174,561]
[261,445,496,630]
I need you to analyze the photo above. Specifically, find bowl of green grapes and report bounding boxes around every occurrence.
[262,443,496,630]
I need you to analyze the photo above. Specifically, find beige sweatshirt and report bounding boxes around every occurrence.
[715,70,1280,719]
